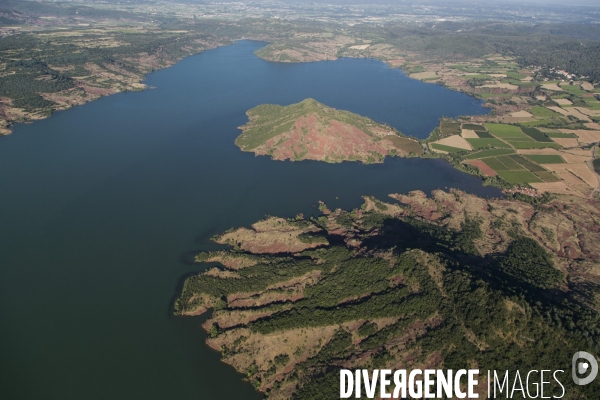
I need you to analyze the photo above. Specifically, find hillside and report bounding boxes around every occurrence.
[175,190,600,399]
[235,98,423,163]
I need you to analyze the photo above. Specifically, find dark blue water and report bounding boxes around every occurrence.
[0,40,497,400]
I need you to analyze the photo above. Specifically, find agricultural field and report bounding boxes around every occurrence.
[429,119,599,193]
[524,155,565,164]
[465,138,511,149]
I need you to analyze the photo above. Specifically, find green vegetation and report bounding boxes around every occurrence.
[507,141,560,149]
[534,171,561,182]
[519,120,551,127]
[545,131,577,138]
[475,130,494,138]
[430,143,466,153]
[496,155,524,170]
[594,158,600,174]
[462,123,486,131]
[499,237,563,289]
[508,155,546,173]
[466,138,511,149]
[482,157,508,171]
[561,85,587,96]
[530,106,560,118]
[525,155,565,164]
[0,27,222,119]
[506,71,527,80]
[237,99,326,150]
[177,192,598,399]
[235,99,423,162]
[464,148,515,159]
[496,170,542,184]
[486,123,525,138]
[520,127,554,143]
[481,153,549,184]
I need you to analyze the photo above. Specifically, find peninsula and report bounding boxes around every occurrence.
[235,98,423,163]
[175,190,600,399]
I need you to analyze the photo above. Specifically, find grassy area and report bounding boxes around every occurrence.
[497,170,543,184]
[466,138,512,149]
[485,123,526,138]
[583,99,600,110]
[519,120,551,127]
[464,149,515,159]
[430,143,466,153]
[524,155,565,164]
[479,153,549,184]
[561,85,587,96]
[475,131,494,138]
[530,106,560,118]
[534,171,561,182]
[509,154,546,172]
[594,158,600,174]
[462,124,486,131]
[545,131,577,138]
[497,155,524,170]
[520,127,554,143]
[507,71,527,80]
[482,157,508,171]
[508,141,560,149]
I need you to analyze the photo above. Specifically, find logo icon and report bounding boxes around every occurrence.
[572,351,598,385]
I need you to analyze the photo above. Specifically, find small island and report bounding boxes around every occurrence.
[235,98,423,163]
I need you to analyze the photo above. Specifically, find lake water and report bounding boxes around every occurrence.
[0,40,498,399]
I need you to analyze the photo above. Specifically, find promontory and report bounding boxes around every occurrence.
[235,98,423,163]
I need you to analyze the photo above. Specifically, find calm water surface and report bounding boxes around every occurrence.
[0,41,498,399]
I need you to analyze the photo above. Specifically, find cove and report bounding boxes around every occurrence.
[0,40,498,399]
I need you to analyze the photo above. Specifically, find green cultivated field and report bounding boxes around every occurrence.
[482,157,509,171]
[545,131,577,138]
[479,153,553,184]
[506,71,527,80]
[530,106,560,118]
[496,155,523,170]
[534,171,561,182]
[594,158,600,174]
[520,127,553,142]
[466,138,511,149]
[525,155,565,164]
[464,149,515,159]
[519,120,551,127]
[462,124,486,131]
[497,170,543,184]
[507,141,560,149]
[509,155,546,172]
[475,131,494,138]
[561,85,587,96]
[485,123,526,138]
[584,99,600,110]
